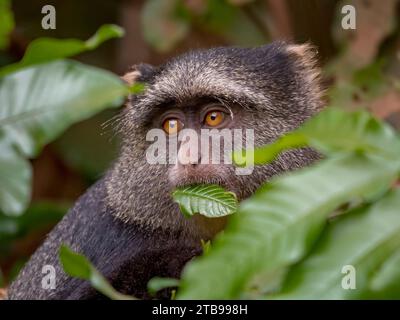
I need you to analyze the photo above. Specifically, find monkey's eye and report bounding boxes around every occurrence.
[163,118,183,135]
[204,111,225,127]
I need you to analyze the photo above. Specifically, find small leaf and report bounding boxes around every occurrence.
[172,184,238,218]
[59,245,91,279]
[85,24,125,50]
[147,277,180,296]
[59,245,135,300]
[0,24,124,77]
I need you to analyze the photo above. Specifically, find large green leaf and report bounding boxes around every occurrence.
[0,60,127,157]
[234,108,400,166]
[172,184,238,218]
[0,60,128,215]
[177,154,400,299]
[0,0,14,50]
[0,24,124,77]
[274,189,400,299]
[59,245,135,300]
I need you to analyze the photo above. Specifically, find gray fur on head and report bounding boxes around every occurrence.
[106,41,324,240]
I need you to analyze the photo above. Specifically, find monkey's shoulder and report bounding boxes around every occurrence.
[66,179,201,299]
[9,178,200,299]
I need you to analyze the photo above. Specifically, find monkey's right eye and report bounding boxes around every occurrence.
[162,118,183,135]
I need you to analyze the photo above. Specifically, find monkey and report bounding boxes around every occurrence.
[7,41,323,300]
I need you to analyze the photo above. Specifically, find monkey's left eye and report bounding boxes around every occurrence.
[163,118,183,135]
[204,111,225,127]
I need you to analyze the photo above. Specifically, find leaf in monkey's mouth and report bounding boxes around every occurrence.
[172,184,238,218]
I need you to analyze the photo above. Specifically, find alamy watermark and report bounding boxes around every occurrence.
[41,264,56,290]
[41,5,56,30]
[145,128,255,175]
[341,4,356,30]
[341,264,356,290]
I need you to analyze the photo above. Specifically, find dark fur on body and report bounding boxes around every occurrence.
[8,180,199,299]
[8,42,323,299]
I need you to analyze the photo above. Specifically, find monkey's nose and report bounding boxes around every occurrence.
[177,145,201,166]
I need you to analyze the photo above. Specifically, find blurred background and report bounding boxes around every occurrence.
[0,0,399,286]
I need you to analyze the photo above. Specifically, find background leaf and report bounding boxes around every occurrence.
[0,24,124,77]
[0,0,14,50]
[0,60,128,215]
[141,0,190,52]
[0,201,67,242]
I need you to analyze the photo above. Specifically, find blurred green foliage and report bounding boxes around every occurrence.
[178,108,400,299]
[0,0,14,50]
[0,0,399,300]
[0,19,128,282]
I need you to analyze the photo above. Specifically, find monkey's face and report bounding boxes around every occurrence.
[110,43,323,229]
[150,98,249,197]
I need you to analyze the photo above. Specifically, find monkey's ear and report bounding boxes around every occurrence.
[285,43,320,79]
[121,63,156,85]
[285,43,322,102]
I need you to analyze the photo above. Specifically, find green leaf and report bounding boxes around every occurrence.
[0,24,124,77]
[0,60,128,215]
[172,184,238,218]
[233,132,307,167]
[0,0,14,50]
[368,249,400,298]
[59,245,92,279]
[234,108,400,166]
[274,189,400,299]
[141,0,190,52]
[59,245,135,300]
[147,277,180,296]
[177,154,400,299]
[0,139,31,215]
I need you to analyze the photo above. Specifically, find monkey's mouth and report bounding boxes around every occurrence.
[168,164,236,193]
